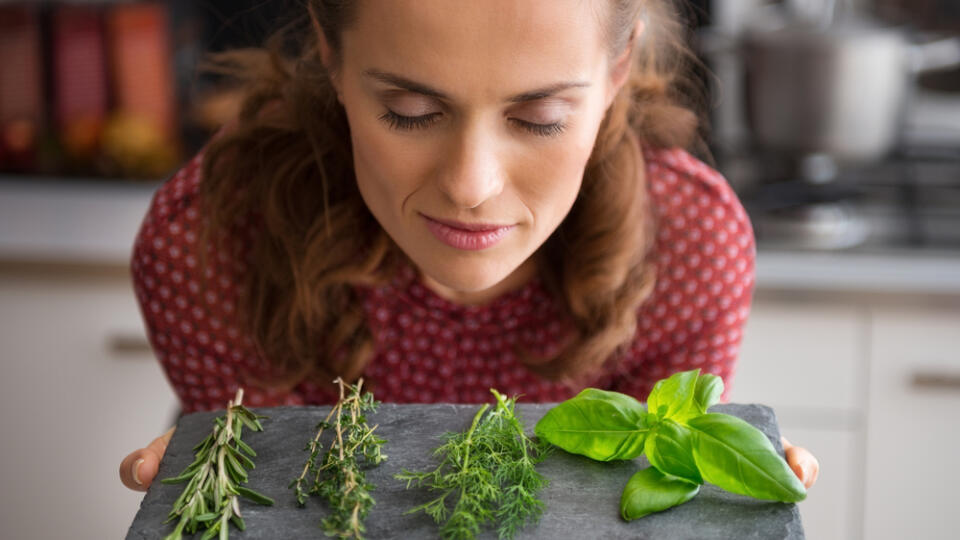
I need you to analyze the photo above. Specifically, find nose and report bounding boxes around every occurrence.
[436,125,506,209]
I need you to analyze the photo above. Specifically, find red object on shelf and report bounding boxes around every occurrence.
[51,4,109,161]
[0,5,44,172]
[100,2,181,177]
[107,2,178,141]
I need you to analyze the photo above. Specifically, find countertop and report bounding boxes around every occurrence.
[0,177,160,267]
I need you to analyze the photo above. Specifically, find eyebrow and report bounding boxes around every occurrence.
[362,69,591,103]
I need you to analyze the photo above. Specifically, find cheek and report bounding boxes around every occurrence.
[519,133,594,225]
[349,120,422,222]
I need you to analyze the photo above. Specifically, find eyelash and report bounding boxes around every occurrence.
[378,110,567,137]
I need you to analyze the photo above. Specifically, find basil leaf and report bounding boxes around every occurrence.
[535,390,650,461]
[644,419,702,484]
[575,387,642,406]
[687,413,807,502]
[620,466,700,521]
[692,373,723,414]
[647,369,699,421]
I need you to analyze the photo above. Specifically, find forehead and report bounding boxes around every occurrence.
[342,0,609,101]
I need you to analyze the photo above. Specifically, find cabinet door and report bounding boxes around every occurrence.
[736,300,866,415]
[0,271,178,540]
[783,427,862,540]
[864,307,960,540]
[736,299,867,540]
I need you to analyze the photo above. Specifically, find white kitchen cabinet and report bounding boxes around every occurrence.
[736,300,867,416]
[736,298,867,540]
[0,266,178,540]
[778,426,862,540]
[863,306,960,540]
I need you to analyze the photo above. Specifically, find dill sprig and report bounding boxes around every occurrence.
[160,388,275,540]
[289,377,387,539]
[396,389,551,540]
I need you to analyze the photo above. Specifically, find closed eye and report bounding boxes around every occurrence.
[378,110,567,137]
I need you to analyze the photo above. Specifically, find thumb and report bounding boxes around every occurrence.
[119,427,175,492]
[119,448,161,492]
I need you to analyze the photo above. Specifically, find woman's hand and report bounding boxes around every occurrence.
[781,436,820,489]
[119,426,176,491]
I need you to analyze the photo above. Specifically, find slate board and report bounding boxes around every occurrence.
[127,403,804,539]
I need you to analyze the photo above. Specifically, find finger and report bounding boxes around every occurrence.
[119,448,160,492]
[801,450,820,489]
[785,447,803,478]
[147,426,176,456]
[119,427,176,492]
[785,446,820,489]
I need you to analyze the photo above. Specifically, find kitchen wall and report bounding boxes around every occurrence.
[1,1,959,539]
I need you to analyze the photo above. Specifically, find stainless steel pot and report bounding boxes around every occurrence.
[742,16,960,161]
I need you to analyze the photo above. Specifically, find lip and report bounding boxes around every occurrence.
[421,214,515,251]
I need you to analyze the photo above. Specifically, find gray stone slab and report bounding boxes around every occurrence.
[127,403,804,539]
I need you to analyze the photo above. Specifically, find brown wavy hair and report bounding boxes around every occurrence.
[198,0,708,392]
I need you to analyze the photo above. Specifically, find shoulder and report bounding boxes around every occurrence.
[132,121,244,279]
[131,152,207,291]
[130,149,271,412]
[640,146,755,272]
[131,143,251,322]
[642,146,745,225]
[606,147,756,399]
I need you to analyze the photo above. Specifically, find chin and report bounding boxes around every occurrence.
[420,254,518,293]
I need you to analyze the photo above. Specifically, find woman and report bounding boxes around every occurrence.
[120,0,819,492]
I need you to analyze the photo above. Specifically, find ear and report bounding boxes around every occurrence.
[309,6,344,101]
[606,19,644,108]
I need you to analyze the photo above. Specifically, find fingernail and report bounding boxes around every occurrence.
[132,458,145,486]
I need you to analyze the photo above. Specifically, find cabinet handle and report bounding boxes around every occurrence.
[911,370,960,391]
[107,333,153,356]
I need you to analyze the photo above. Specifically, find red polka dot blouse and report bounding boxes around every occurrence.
[131,144,756,413]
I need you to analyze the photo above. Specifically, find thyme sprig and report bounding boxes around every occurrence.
[396,389,551,540]
[289,377,387,539]
[160,388,275,540]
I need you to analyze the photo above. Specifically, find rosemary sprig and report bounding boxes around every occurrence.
[289,377,387,539]
[160,388,275,540]
[396,389,551,540]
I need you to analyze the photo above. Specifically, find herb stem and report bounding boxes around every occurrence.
[290,377,386,538]
[397,393,548,540]
[161,388,273,540]
[294,405,338,490]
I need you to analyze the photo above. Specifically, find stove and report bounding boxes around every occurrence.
[719,143,960,254]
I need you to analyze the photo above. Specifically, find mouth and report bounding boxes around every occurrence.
[421,213,516,251]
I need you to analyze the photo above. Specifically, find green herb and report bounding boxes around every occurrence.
[396,389,550,540]
[531,387,653,461]
[289,377,386,539]
[534,369,806,521]
[161,388,275,540]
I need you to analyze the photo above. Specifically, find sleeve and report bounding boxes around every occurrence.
[609,147,756,404]
[130,151,305,413]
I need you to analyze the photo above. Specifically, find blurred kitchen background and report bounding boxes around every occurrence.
[1,0,958,538]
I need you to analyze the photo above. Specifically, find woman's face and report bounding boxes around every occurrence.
[332,0,631,304]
